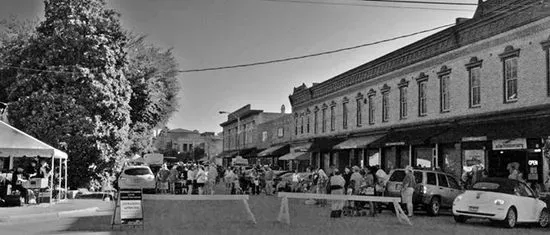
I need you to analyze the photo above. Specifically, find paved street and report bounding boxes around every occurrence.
[0,186,549,235]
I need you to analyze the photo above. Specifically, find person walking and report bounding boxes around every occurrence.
[157,164,170,194]
[316,168,329,207]
[264,166,274,195]
[207,164,218,195]
[196,165,207,195]
[329,169,346,218]
[401,166,416,217]
[168,165,179,194]
[291,170,301,192]
[187,165,196,195]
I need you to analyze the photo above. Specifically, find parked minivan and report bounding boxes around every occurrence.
[385,168,463,216]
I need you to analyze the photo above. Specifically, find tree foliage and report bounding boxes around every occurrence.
[0,17,39,102]
[3,0,132,188]
[124,33,180,155]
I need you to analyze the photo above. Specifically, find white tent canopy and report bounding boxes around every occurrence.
[0,120,68,203]
[0,120,67,159]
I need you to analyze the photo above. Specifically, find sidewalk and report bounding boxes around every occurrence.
[0,199,114,223]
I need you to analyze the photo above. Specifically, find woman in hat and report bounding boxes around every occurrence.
[401,166,416,217]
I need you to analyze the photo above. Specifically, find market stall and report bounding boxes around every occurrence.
[0,120,68,205]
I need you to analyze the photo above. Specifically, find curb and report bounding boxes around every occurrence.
[0,207,104,223]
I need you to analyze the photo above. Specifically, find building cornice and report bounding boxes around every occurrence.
[289,0,547,108]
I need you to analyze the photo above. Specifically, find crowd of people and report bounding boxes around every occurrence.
[0,157,54,205]
[155,162,220,195]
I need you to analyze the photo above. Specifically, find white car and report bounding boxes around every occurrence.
[117,165,156,193]
[452,177,549,228]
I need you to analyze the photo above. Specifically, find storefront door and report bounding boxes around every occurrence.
[488,150,526,178]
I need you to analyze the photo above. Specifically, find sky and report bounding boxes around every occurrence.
[1,0,479,133]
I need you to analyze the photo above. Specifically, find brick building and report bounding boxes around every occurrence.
[288,0,550,188]
[219,104,287,166]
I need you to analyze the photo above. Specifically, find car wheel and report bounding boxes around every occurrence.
[427,197,441,216]
[502,208,517,228]
[454,215,468,223]
[539,208,549,228]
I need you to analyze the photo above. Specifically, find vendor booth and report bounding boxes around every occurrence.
[0,120,69,205]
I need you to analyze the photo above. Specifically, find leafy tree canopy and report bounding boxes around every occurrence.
[3,0,132,188]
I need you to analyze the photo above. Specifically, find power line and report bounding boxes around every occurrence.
[263,0,474,11]
[177,23,455,73]
[0,23,455,74]
[354,0,477,6]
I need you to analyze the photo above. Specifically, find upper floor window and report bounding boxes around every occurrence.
[314,108,319,134]
[322,107,327,133]
[466,57,483,108]
[277,127,284,137]
[438,66,451,113]
[398,79,408,120]
[307,115,310,133]
[356,94,363,127]
[499,46,520,103]
[330,105,336,131]
[416,72,428,116]
[542,38,550,96]
[294,117,298,135]
[262,131,268,142]
[300,116,304,134]
[381,84,390,122]
[367,89,376,125]
[342,100,348,130]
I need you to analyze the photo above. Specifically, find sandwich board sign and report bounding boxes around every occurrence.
[112,189,144,230]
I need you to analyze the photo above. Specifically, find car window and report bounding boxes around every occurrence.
[389,170,406,182]
[519,183,534,197]
[124,168,152,176]
[427,172,437,185]
[413,172,423,184]
[447,175,460,189]
[437,174,449,187]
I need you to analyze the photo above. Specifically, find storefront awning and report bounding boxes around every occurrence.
[290,142,312,152]
[333,134,386,150]
[240,148,260,158]
[310,137,345,152]
[258,144,290,157]
[369,125,451,148]
[219,151,238,159]
[279,152,310,161]
[430,118,550,143]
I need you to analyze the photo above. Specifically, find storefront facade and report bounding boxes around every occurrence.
[287,0,550,186]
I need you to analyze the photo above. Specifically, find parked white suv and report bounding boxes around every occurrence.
[117,165,156,193]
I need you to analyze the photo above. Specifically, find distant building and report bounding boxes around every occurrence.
[219,104,288,166]
[153,128,223,161]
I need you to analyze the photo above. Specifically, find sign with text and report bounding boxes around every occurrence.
[461,136,487,142]
[119,189,143,225]
[385,142,405,146]
[492,138,527,150]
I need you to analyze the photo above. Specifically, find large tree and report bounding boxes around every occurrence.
[124,33,180,155]
[0,17,39,103]
[4,0,132,188]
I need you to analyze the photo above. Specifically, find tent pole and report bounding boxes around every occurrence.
[64,159,67,200]
[58,158,62,201]
[50,155,54,205]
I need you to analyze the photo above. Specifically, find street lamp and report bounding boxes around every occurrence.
[219,111,241,157]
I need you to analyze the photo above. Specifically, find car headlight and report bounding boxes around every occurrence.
[494,199,505,205]
[454,195,463,203]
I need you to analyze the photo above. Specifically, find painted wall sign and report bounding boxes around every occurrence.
[492,138,527,150]
[461,136,487,142]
